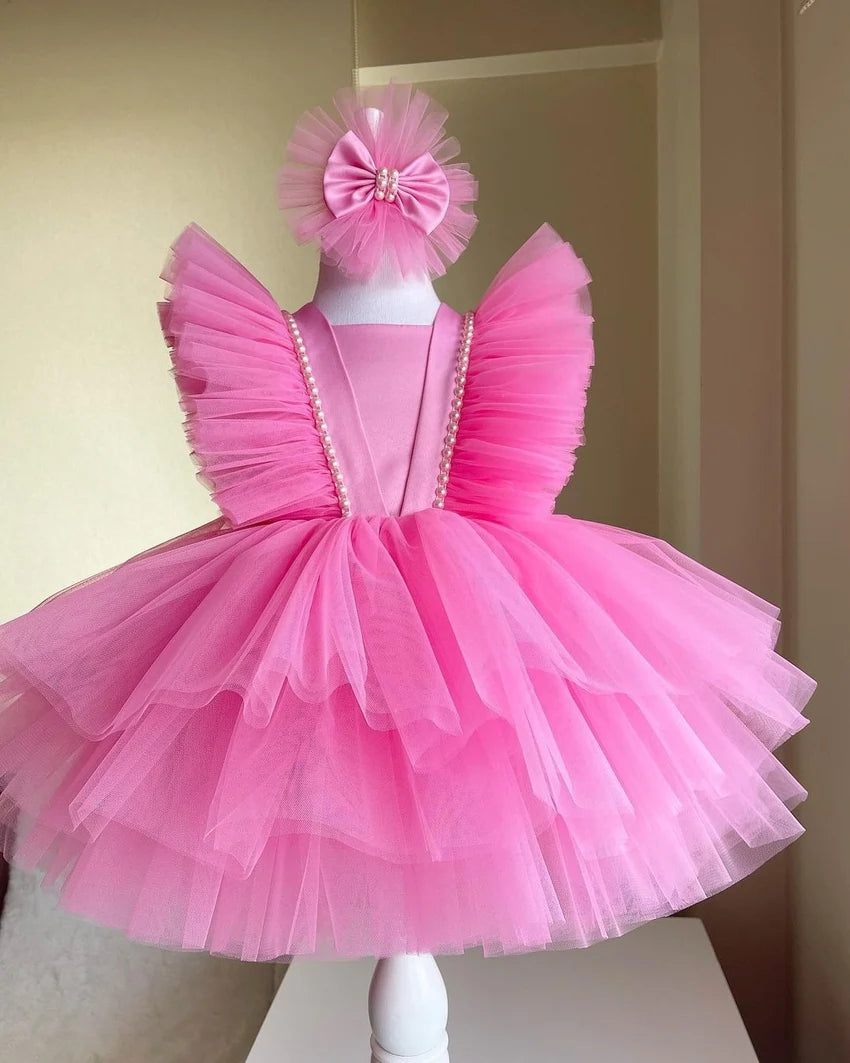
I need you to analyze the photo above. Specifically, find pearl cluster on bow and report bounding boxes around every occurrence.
[284,312,352,517]
[374,166,400,203]
[433,311,475,509]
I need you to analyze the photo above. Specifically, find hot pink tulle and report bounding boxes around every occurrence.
[0,511,812,960]
[448,224,595,518]
[0,222,814,961]
[278,82,478,279]
[157,223,341,526]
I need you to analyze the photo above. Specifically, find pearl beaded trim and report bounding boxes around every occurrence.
[433,311,474,509]
[375,166,400,204]
[284,312,351,518]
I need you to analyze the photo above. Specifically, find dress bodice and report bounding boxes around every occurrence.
[290,302,463,517]
[329,322,436,516]
[159,223,594,527]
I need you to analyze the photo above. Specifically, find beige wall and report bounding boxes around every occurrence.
[358,0,660,65]
[695,6,791,1059]
[0,2,350,1060]
[785,1,850,1059]
[428,67,659,534]
[657,0,701,555]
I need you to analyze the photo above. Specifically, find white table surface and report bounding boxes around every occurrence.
[246,917,757,1062]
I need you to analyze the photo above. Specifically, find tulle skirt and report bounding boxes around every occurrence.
[0,509,813,960]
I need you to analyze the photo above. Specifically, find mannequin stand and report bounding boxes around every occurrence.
[369,954,449,1063]
[245,920,758,1062]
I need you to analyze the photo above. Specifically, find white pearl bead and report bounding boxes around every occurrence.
[285,311,351,519]
[433,313,475,508]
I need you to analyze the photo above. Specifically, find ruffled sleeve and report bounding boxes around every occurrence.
[158,224,340,527]
[445,224,594,520]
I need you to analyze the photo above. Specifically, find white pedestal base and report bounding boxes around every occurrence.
[369,954,449,1063]
[245,918,758,1062]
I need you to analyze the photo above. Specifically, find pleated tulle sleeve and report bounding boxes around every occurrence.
[445,224,594,519]
[158,225,340,526]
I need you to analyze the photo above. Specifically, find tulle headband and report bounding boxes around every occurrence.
[278,83,478,279]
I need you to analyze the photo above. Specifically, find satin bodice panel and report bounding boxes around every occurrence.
[291,305,462,517]
[328,323,436,517]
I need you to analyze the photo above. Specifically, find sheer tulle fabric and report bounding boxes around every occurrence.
[279,82,478,280]
[158,224,341,526]
[0,221,813,960]
[447,224,594,518]
[0,510,811,959]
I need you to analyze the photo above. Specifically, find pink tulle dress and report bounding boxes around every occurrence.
[0,223,814,961]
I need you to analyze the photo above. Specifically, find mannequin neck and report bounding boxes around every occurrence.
[312,254,441,325]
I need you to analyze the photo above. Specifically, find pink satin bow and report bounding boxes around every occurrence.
[323,130,450,235]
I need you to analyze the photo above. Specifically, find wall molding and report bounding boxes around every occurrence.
[358,40,661,86]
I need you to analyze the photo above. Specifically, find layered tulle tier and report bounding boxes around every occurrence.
[0,509,812,960]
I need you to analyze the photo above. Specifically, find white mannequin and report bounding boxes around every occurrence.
[311,100,441,329]
[312,251,441,326]
[308,104,451,1063]
[310,249,451,1063]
